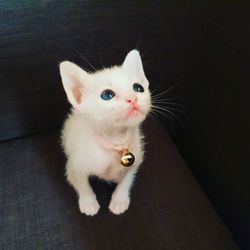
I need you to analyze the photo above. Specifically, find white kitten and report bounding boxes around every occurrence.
[59,50,151,216]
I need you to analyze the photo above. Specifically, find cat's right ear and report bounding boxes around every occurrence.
[59,61,88,109]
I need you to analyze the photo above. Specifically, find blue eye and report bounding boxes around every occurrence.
[101,89,115,100]
[133,83,144,93]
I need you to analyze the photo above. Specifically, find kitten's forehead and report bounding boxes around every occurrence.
[110,69,131,87]
[91,66,136,92]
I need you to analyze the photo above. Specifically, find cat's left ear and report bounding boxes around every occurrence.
[122,50,146,80]
[59,61,88,109]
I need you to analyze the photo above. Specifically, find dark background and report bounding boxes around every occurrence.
[0,1,249,249]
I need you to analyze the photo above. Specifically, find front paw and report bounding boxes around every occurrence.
[79,196,100,216]
[109,195,130,215]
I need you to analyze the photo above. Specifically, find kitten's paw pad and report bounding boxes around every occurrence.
[109,197,130,215]
[79,198,100,216]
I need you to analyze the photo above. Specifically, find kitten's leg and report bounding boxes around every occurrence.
[76,173,100,216]
[66,160,100,216]
[109,167,138,215]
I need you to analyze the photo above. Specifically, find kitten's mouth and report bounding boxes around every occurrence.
[127,105,144,117]
[119,105,145,120]
[129,107,139,114]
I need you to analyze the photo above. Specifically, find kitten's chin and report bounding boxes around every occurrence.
[123,113,147,127]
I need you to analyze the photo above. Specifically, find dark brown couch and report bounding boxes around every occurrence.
[0,1,244,249]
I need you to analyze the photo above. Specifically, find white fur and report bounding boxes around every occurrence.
[60,50,151,215]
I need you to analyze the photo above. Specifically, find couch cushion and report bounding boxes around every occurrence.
[0,119,238,250]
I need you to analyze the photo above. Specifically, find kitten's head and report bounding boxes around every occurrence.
[59,50,151,128]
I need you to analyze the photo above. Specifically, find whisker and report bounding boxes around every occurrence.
[75,49,97,71]
[150,84,162,95]
[151,104,181,113]
[152,101,187,108]
[151,87,176,99]
[156,108,184,127]
[152,97,184,102]
[151,83,180,99]
[149,108,175,124]
[159,106,187,115]
[151,105,184,127]
[150,108,164,116]
[141,47,153,59]
[152,89,172,99]
[150,109,170,120]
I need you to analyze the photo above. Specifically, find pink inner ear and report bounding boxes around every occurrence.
[72,85,83,104]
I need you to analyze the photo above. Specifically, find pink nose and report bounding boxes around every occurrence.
[126,96,137,103]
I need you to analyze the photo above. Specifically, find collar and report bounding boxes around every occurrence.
[96,130,132,152]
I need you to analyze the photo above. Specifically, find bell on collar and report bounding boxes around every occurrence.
[121,149,135,167]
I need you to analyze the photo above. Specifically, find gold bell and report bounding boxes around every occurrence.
[121,149,135,167]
